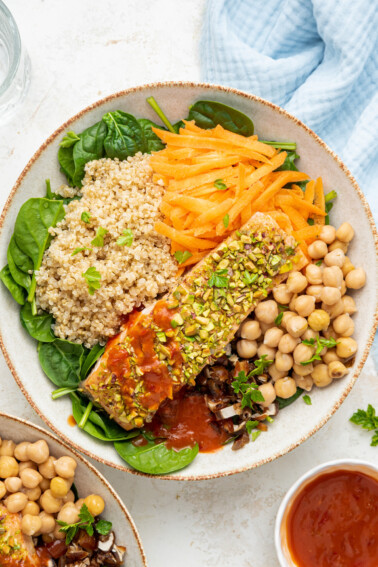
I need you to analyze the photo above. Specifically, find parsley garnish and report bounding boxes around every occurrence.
[57,503,95,544]
[82,267,101,295]
[246,420,259,434]
[208,269,229,288]
[315,260,323,266]
[303,394,312,405]
[231,359,273,409]
[223,214,230,228]
[249,355,273,376]
[91,227,108,247]
[116,229,134,247]
[214,179,227,191]
[301,336,339,365]
[71,246,92,256]
[174,250,192,264]
[251,430,261,442]
[95,519,113,536]
[274,304,289,325]
[350,405,378,446]
[242,271,258,286]
[81,211,91,223]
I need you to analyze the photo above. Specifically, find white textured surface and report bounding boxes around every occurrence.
[0,2,377,566]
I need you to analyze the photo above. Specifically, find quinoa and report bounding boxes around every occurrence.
[36,153,178,347]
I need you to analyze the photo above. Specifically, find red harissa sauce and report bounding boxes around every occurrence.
[147,390,229,452]
[286,469,378,567]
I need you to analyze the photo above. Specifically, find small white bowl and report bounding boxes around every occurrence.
[275,459,378,566]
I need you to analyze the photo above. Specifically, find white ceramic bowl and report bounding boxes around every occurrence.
[0,81,377,480]
[0,411,147,566]
[275,459,378,566]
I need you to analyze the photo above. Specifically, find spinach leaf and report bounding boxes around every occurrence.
[138,118,165,152]
[7,239,31,291]
[114,436,199,474]
[39,339,85,388]
[80,343,105,380]
[278,150,299,172]
[187,100,254,136]
[276,387,303,409]
[71,121,107,187]
[58,145,76,185]
[102,111,144,160]
[70,394,136,442]
[8,236,33,274]
[0,265,26,305]
[20,302,55,342]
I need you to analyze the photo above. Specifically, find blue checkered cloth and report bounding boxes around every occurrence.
[201,0,378,362]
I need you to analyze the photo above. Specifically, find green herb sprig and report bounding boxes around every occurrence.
[214,179,227,191]
[274,304,289,325]
[303,395,312,405]
[301,336,338,365]
[208,269,229,288]
[57,503,112,544]
[174,250,192,264]
[91,227,108,247]
[350,405,378,446]
[232,356,273,409]
[116,229,134,247]
[82,267,101,295]
[81,211,91,223]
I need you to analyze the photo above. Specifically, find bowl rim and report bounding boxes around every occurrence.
[274,458,378,566]
[0,411,148,565]
[0,80,377,481]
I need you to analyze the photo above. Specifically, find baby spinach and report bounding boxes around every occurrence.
[20,302,55,342]
[279,150,299,172]
[80,343,105,380]
[187,100,254,136]
[276,387,303,410]
[137,118,165,152]
[8,235,34,275]
[7,239,31,291]
[70,393,136,442]
[38,339,85,388]
[114,436,199,474]
[0,265,26,305]
[103,111,144,160]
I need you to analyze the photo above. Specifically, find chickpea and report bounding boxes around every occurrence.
[328,240,348,253]
[275,351,293,372]
[57,503,80,525]
[240,320,261,341]
[333,313,354,337]
[289,293,298,312]
[75,498,85,510]
[308,309,330,332]
[268,363,287,382]
[50,477,70,499]
[312,364,332,387]
[258,382,277,407]
[328,360,348,379]
[0,481,6,499]
[278,333,299,354]
[286,272,308,294]
[4,476,22,493]
[20,468,43,489]
[305,264,323,285]
[321,286,341,306]
[84,494,105,517]
[53,526,66,541]
[308,240,328,259]
[336,222,354,243]
[274,377,297,399]
[40,478,50,491]
[293,295,315,318]
[345,268,366,290]
[340,280,347,296]
[336,337,357,358]
[273,284,292,304]
[42,534,54,544]
[38,457,56,480]
[324,248,345,268]
[23,486,41,502]
[319,225,336,244]
[14,442,31,462]
[6,492,28,513]
[40,490,63,514]
[293,343,315,365]
[306,285,324,302]
[19,460,37,473]
[54,457,77,480]
[39,511,56,535]
[293,373,314,391]
[323,326,338,340]
[302,328,318,341]
[342,295,356,315]
[0,440,15,457]
[237,339,257,359]
[293,362,313,376]
[259,321,274,334]
[263,327,284,348]
[21,514,42,537]
[63,490,75,504]
[27,441,49,465]
[280,311,296,330]
[322,348,340,364]
[322,266,343,289]
[255,300,278,324]
[342,257,355,277]
[321,300,344,320]
[256,343,275,360]
[0,456,19,479]
[286,315,308,338]
[22,501,40,516]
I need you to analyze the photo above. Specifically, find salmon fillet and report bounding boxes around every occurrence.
[83,213,298,430]
[0,504,40,567]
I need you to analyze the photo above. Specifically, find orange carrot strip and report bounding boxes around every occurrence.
[279,204,308,231]
[304,180,315,203]
[211,124,276,157]
[167,166,237,192]
[179,251,208,266]
[250,171,308,214]
[293,225,323,243]
[154,221,218,250]
[312,177,326,225]
[193,198,234,227]
[236,162,246,200]
[164,194,213,214]
[275,194,325,216]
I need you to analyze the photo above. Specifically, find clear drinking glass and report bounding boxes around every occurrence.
[0,0,30,122]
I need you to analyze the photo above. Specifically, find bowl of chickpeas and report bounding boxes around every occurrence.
[0,411,147,565]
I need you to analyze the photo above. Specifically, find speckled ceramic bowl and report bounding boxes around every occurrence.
[0,412,147,565]
[0,82,377,480]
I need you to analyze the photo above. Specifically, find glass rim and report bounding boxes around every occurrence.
[0,0,22,97]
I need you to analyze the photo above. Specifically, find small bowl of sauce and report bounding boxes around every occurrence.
[275,459,378,567]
